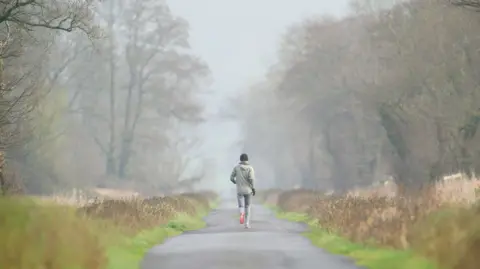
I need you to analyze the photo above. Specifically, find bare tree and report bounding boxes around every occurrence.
[0,0,100,193]
[115,0,208,177]
[74,0,209,182]
[0,0,98,33]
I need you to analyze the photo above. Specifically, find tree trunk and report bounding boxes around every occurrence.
[106,151,116,175]
[302,124,317,189]
[106,0,117,176]
[117,136,132,178]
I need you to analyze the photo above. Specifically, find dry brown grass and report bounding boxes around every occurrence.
[264,175,480,269]
[411,205,480,269]
[79,192,215,232]
[0,198,107,269]
[1,190,217,269]
[79,191,216,232]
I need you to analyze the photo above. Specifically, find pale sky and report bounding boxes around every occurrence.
[167,0,350,190]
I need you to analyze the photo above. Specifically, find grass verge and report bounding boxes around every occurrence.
[0,191,217,269]
[106,212,209,269]
[274,209,439,269]
[260,186,480,269]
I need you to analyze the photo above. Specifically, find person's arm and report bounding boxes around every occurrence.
[248,166,255,189]
[248,166,256,195]
[230,167,237,184]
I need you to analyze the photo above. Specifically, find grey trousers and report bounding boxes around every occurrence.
[237,193,252,224]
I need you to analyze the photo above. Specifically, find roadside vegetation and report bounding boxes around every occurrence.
[0,191,217,269]
[258,177,479,269]
[0,0,215,267]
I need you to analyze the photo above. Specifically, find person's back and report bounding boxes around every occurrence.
[230,153,255,228]
[232,162,254,195]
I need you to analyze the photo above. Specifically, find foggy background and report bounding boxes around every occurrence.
[168,0,350,192]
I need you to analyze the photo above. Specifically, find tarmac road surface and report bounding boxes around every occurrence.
[141,199,363,269]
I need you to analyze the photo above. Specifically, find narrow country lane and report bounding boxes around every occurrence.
[140,200,364,269]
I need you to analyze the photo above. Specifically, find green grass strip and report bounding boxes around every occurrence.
[274,210,439,269]
[106,208,211,269]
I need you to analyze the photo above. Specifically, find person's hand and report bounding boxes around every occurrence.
[252,188,256,196]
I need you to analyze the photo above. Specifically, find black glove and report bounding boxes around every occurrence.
[251,188,256,196]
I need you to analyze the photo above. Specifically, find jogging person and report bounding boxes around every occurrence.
[230,153,256,229]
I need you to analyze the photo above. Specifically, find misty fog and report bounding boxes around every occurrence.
[168,0,350,192]
[0,0,479,197]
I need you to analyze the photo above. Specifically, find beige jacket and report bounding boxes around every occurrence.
[230,161,255,195]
